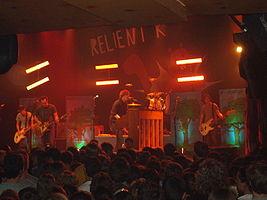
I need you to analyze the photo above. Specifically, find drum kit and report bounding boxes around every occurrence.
[146,92,166,111]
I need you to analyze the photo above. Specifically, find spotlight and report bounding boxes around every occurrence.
[26,77,50,90]
[96,80,119,86]
[177,75,204,82]
[26,61,50,74]
[236,46,243,53]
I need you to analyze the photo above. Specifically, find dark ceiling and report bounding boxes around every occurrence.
[0,0,267,35]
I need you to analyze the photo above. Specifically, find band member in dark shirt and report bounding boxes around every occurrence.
[199,93,225,146]
[109,89,131,151]
[35,96,59,148]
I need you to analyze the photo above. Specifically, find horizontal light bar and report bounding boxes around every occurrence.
[96,80,119,86]
[95,64,118,70]
[177,75,204,82]
[26,61,50,74]
[176,58,202,65]
[26,77,50,90]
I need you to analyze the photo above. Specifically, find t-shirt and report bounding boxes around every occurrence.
[201,102,219,123]
[35,104,57,123]
[16,112,32,129]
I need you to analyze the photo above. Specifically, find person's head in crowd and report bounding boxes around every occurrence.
[84,156,102,178]
[58,170,78,187]
[136,151,151,166]
[90,139,99,145]
[70,191,93,200]
[125,138,134,150]
[66,147,80,162]
[43,192,68,200]
[60,151,73,169]
[129,165,145,183]
[130,178,160,200]
[173,155,192,169]
[97,154,111,172]
[101,142,114,158]
[50,185,67,196]
[164,143,176,157]
[208,187,237,200]
[92,186,112,200]
[46,147,61,161]
[0,190,19,200]
[63,184,78,199]
[91,172,114,194]
[235,166,251,196]
[183,171,196,194]
[146,157,161,173]
[194,141,209,160]
[162,176,187,200]
[3,152,24,180]
[164,162,183,178]
[195,159,228,198]
[0,150,6,166]
[28,149,47,177]
[154,148,164,159]
[18,187,39,200]
[37,173,56,199]
[118,152,133,165]
[126,149,137,162]
[117,148,126,154]
[85,143,100,157]
[109,157,130,184]
[44,161,65,184]
[142,168,160,184]
[113,188,133,200]
[246,161,267,197]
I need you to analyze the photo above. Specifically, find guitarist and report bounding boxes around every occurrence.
[34,96,59,148]
[16,105,33,150]
[199,93,225,146]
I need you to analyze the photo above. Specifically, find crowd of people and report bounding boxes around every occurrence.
[0,139,266,200]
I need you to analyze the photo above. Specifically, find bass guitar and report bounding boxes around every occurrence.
[199,109,235,136]
[14,124,37,144]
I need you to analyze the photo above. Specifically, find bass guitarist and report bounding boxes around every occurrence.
[35,96,59,148]
[199,93,225,146]
[16,105,33,150]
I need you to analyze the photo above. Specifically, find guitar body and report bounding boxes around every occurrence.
[199,118,215,136]
[14,127,31,143]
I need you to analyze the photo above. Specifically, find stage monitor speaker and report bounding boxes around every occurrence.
[0,35,18,74]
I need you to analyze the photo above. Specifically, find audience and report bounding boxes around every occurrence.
[0,140,266,200]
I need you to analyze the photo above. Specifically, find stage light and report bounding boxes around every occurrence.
[176,58,202,65]
[26,77,50,90]
[95,64,118,70]
[26,61,50,74]
[125,83,133,87]
[96,80,119,86]
[236,46,243,53]
[177,75,204,82]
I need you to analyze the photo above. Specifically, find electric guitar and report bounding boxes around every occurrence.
[199,109,235,136]
[14,124,37,144]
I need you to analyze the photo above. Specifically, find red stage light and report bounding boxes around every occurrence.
[96,80,119,86]
[26,77,50,90]
[95,64,118,70]
[26,61,50,74]
[176,58,202,65]
[177,75,204,82]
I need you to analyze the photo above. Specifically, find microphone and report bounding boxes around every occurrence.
[129,97,138,103]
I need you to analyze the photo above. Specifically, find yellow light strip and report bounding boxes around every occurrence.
[177,75,204,82]
[95,64,119,70]
[26,77,50,90]
[96,80,119,86]
[176,58,202,65]
[26,61,50,74]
